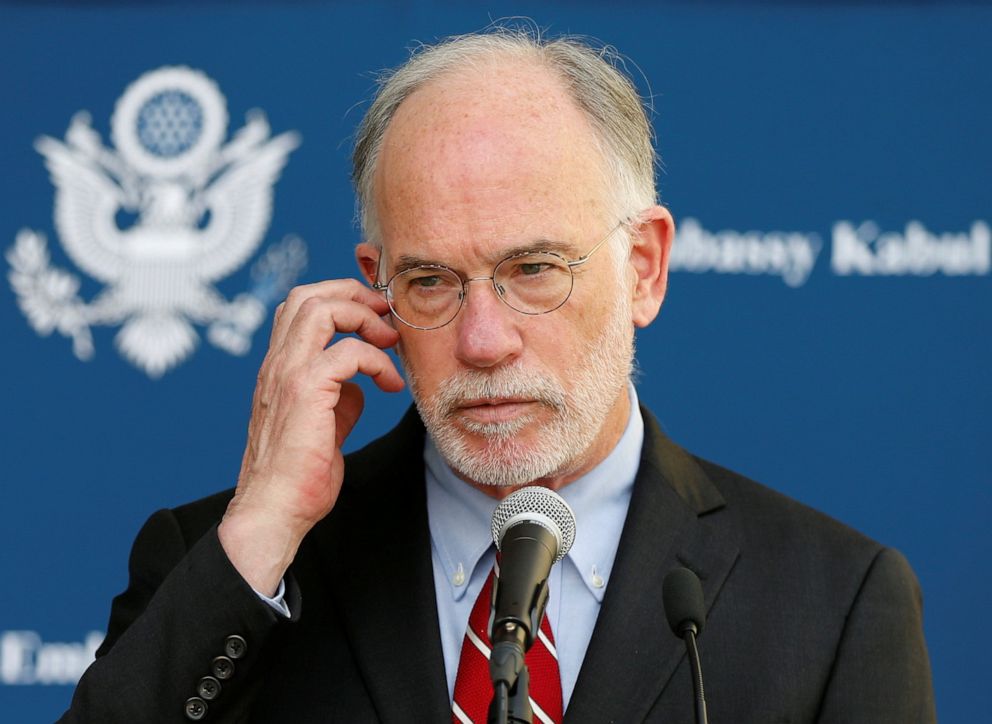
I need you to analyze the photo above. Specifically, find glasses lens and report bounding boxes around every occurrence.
[388,267,463,329]
[494,252,574,314]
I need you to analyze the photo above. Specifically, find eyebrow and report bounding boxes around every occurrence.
[391,239,579,275]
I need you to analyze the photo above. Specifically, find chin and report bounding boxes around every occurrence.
[433,415,588,488]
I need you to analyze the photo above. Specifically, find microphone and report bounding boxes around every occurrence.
[487,486,576,721]
[663,567,709,724]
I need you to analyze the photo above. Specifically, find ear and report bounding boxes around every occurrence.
[355,241,381,287]
[628,205,674,328]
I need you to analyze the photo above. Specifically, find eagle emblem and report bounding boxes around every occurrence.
[6,66,307,377]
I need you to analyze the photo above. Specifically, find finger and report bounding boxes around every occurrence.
[273,280,389,351]
[279,296,399,367]
[268,302,286,345]
[274,279,390,351]
[313,336,406,394]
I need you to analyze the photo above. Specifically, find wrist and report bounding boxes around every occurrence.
[218,505,306,596]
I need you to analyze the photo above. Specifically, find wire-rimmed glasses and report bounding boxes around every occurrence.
[372,221,627,330]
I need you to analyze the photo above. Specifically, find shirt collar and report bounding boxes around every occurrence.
[556,385,642,601]
[425,384,644,603]
[425,440,497,601]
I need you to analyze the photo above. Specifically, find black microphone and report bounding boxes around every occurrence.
[663,567,709,724]
[487,487,576,722]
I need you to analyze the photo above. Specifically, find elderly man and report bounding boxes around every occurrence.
[63,30,935,724]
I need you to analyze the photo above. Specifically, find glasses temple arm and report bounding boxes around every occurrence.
[567,219,629,268]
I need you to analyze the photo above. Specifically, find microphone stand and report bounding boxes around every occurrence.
[681,625,708,724]
[489,624,533,724]
[488,663,532,724]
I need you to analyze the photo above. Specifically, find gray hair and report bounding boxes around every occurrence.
[352,27,658,261]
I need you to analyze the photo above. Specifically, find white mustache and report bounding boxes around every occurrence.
[434,367,567,417]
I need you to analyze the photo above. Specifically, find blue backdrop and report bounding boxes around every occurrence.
[1,2,989,721]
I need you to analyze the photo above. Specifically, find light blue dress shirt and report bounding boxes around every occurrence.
[426,386,644,709]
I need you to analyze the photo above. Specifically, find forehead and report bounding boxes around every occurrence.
[372,57,611,255]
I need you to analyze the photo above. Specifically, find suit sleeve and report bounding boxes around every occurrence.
[59,508,299,724]
[816,547,937,723]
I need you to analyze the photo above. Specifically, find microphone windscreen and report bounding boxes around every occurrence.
[490,486,576,562]
[663,567,706,636]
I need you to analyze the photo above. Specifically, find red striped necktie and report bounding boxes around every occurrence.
[451,562,563,724]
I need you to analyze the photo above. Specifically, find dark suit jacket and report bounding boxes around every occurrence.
[61,407,936,723]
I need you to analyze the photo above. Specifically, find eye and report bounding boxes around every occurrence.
[518,262,550,276]
[411,274,444,288]
[508,258,555,277]
[399,268,460,295]
[502,254,566,282]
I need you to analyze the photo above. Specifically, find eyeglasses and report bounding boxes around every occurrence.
[372,221,627,330]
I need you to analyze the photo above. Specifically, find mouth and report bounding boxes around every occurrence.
[453,398,539,425]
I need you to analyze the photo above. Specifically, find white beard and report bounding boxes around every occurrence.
[402,289,635,487]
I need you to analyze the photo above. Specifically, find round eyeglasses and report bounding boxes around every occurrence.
[372,221,626,330]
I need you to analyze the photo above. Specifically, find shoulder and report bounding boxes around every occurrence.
[640,406,893,594]
[638,408,935,720]
[697,453,884,562]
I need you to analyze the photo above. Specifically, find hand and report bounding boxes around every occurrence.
[218,279,404,595]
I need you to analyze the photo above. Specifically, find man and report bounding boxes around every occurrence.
[62,29,935,723]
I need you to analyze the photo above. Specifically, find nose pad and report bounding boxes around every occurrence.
[459,276,504,309]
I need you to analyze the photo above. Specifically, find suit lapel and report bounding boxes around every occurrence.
[312,409,451,723]
[565,409,740,723]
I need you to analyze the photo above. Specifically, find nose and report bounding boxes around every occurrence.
[452,278,523,368]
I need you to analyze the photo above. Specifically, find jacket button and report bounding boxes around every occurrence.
[211,655,235,680]
[224,634,247,660]
[184,696,208,721]
[197,675,222,701]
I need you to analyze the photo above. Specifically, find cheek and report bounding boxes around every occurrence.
[396,330,454,386]
[520,317,587,372]
[556,287,617,343]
